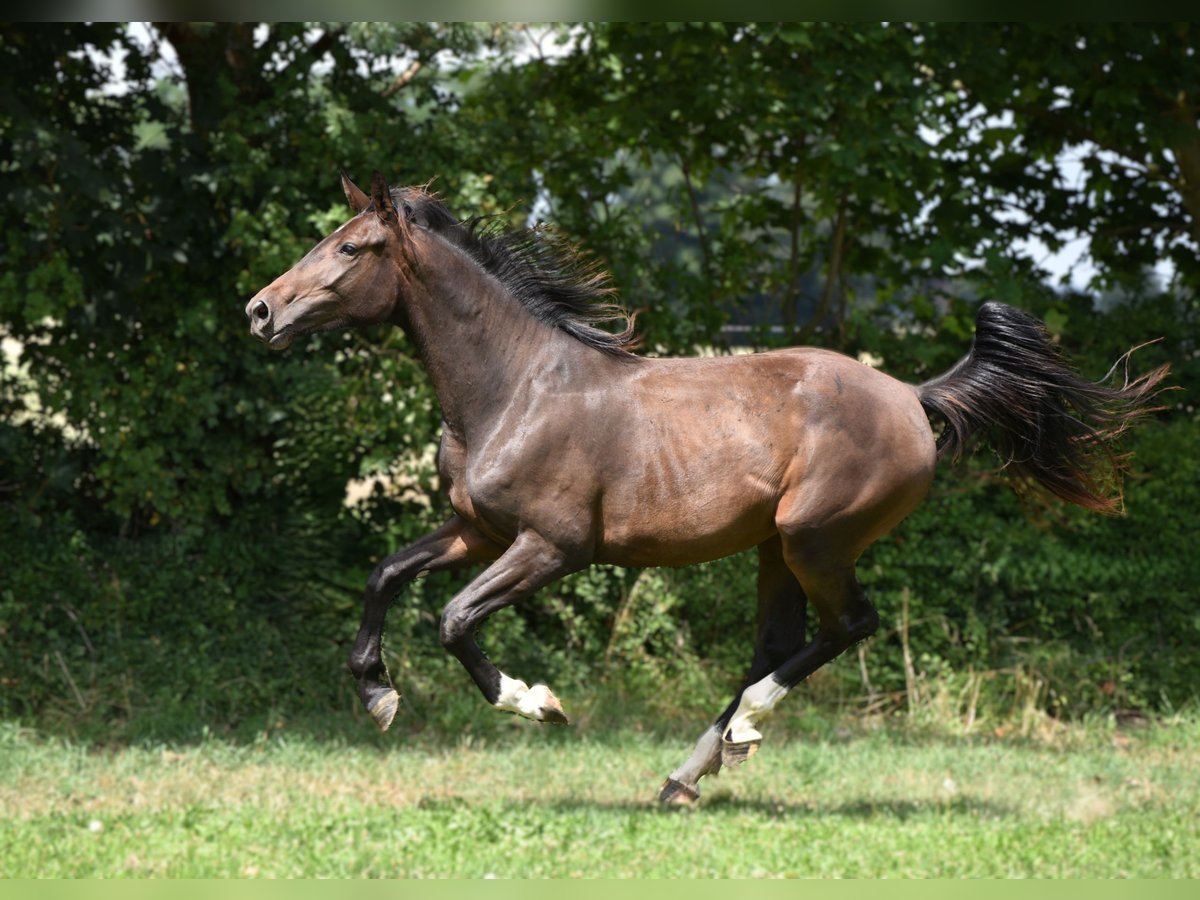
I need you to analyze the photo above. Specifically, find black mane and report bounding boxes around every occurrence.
[385,187,639,357]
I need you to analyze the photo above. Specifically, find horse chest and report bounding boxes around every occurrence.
[435,428,523,543]
[437,422,601,551]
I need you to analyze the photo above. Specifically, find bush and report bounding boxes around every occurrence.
[856,415,1200,718]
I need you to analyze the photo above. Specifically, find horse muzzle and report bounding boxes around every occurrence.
[245,295,294,349]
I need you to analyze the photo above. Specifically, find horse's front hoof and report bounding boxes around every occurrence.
[494,677,570,724]
[504,682,569,724]
[658,778,701,806]
[366,688,400,732]
[536,688,569,725]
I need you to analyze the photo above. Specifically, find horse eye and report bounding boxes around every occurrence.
[339,243,358,256]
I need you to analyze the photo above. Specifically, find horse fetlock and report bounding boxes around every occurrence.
[723,719,764,748]
[699,753,723,780]
[721,712,765,768]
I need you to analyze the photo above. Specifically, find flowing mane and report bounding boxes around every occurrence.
[378,187,639,356]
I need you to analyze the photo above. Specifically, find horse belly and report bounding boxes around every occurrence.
[593,437,784,567]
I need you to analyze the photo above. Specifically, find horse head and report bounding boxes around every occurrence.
[246,171,411,350]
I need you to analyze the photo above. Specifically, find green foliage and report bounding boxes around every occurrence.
[0,502,359,740]
[459,23,949,350]
[922,23,1200,292]
[861,415,1200,718]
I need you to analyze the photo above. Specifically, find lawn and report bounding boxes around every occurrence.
[1,714,1197,878]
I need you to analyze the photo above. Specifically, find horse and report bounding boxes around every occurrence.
[246,171,1167,804]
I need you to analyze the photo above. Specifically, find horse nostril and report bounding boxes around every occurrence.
[251,299,271,322]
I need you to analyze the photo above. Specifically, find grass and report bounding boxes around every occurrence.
[2,710,1198,878]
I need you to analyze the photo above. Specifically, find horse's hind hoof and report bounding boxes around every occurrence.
[721,736,761,769]
[658,778,700,806]
[367,689,400,732]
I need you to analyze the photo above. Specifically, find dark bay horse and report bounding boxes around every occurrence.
[246,171,1167,804]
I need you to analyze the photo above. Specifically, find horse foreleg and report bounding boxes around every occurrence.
[439,531,582,724]
[660,536,808,805]
[349,515,500,731]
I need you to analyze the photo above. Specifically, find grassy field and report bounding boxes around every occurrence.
[2,712,1197,878]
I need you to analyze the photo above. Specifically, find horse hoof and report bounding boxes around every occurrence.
[537,690,569,725]
[721,735,761,768]
[658,778,700,806]
[367,689,400,732]
[517,683,568,724]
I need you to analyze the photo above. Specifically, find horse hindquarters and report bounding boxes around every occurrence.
[714,364,936,770]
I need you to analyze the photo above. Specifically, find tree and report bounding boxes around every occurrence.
[0,23,509,529]
[921,22,1200,293]
[457,23,952,350]
[457,23,1198,359]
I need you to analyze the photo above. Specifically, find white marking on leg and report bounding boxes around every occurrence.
[725,675,789,744]
[493,673,556,721]
[669,725,723,787]
[494,673,528,712]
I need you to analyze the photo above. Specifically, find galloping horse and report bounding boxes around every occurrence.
[246,172,1166,804]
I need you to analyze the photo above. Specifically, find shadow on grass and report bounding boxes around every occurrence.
[696,793,1015,820]
[408,793,1017,821]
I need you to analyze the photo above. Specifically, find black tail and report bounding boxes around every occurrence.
[918,302,1169,514]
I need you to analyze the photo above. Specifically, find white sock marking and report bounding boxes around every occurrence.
[726,676,788,744]
[493,673,555,720]
[669,726,723,786]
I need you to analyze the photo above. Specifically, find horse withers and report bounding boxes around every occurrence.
[246,171,1167,804]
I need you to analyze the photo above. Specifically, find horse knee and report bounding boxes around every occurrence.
[366,560,402,601]
[439,608,471,651]
[365,568,384,600]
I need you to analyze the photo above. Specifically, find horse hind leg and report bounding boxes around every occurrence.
[721,556,879,766]
[659,536,808,805]
[714,429,926,771]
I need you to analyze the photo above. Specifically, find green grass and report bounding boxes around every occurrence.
[2,714,1198,878]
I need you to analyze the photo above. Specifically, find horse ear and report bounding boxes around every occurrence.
[370,170,401,227]
[340,170,370,213]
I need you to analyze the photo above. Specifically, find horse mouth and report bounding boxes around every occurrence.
[267,329,295,350]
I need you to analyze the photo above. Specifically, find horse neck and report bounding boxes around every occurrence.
[396,233,593,439]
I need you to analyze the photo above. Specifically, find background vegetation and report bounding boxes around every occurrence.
[2,23,1197,744]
